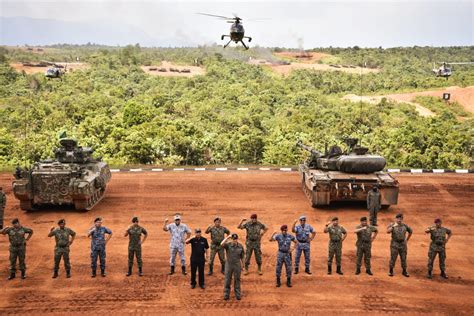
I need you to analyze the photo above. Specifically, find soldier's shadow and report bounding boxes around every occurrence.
[314,201,393,213]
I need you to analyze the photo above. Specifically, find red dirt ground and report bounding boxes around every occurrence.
[10,63,88,75]
[0,172,473,315]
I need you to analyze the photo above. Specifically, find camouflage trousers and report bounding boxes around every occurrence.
[356,242,372,269]
[224,263,242,298]
[170,245,186,267]
[209,243,225,268]
[54,246,71,271]
[128,246,143,268]
[276,251,292,278]
[245,240,262,268]
[369,207,379,226]
[9,245,26,273]
[91,247,106,271]
[390,241,407,270]
[295,242,311,270]
[0,206,4,228]
[428,245,446,271]
[328,241,342,266]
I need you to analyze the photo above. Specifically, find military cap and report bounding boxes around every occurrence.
[360,216,367,222]
[250,214,257,219]
[174,214,181,220]
[231,233,239,240]
[11,218,19,224]
[434,218,441,224]
[299,215,306,220]
[195,228,201,233]
[132,217,139,223]
[331,217,339,221]
[214,217,221,222]
[281,225,288,231]
[94,217,102,223]
[58,219,66,225]
[395,213,403,219]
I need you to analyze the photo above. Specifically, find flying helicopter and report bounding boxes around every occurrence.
[432,61,474,79]
[197,13,260,50]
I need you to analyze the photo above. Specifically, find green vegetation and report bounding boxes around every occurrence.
[0,45,472,169]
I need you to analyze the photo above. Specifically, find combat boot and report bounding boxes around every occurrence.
[327,264,332,275]
[20,270,26,279]
[7,272,15,280]
[208,265,213,276]
[169,266,175,275]
[294,267,299,274]
[427,270,433,279]
[244,267,249,275]
[221,264,225,274]
[257,265,263,275]
[402,269,409,277]
[138,267,143,277]
[286,277,292,288]
[366,269,373,276]
[388,267,394,277]
[182,266,187,275]
[355,267,361,275]
[440,270,448,279]
[52,270,59,279]
[276,277,281,287]
[305,267,312,275]
[101,269,106,277]
[126,266,132,277]
[336,266,343,275]
[66,270,71,278]
[91,270,97,278]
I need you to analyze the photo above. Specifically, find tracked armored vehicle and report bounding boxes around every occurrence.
[297,138,399,208]
[13,138,111,211]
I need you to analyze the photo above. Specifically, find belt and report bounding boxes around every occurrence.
[297,239,308,243]
[278,250,290,253]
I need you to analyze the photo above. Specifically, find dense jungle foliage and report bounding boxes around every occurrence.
[0,44,472,168]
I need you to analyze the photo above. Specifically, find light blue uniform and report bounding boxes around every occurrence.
[167,223,191,267]
[294,224,314,270]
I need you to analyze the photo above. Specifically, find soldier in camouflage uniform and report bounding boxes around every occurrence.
[387,213,412,277]
[125,217,148,277]
[221,233,245,301]
[324,217,347,275]
[48,219,76,278]
[354,216,378,275]
[367,185,382,226]
[0,187,6,229]
[1,218,33,280]
[270,225,297,287]
[425,218,452,279]
[238,214,268,275]
[205,217,230,275]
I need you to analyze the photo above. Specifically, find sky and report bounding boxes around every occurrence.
[0,0,473,48]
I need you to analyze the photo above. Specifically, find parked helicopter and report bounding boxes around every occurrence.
[197,13,256,50]
[432,61,474,79]
[45,62,67,79]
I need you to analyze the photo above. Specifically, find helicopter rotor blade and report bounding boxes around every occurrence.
[196,12,234,20]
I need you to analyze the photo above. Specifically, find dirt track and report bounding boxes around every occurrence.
[0,172,473,315]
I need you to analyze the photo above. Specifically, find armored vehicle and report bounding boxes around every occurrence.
[13,138,111,211]
[297,138,399,208]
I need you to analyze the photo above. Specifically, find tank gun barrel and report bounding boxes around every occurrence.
[296,140,322,157]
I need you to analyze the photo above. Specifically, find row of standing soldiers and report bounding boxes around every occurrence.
[0,213,452,301]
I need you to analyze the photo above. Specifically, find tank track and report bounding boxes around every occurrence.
[301,177,319,207]
[73,188,105,211]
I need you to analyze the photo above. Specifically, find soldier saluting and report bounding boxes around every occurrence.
[1,218,33,280]
[238,214,268,275]
[124,216,148,277]
[425,218,452,279]
[48,219,76,279]
[221,233,244,301]
[205,217,230,275]
[387,213,412,277]
[0,187,6,229]
[324,217,347,275]
[270,225,297,288]
[354,216,378,275]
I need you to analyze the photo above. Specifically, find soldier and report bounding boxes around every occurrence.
[221,233,244,301]
[0,187,6,229]
[238,214,268,275]
[270,225,297,287]
[324,217,347,275]
[48,219,76,278]
[354,216,378,275]
[292,215,316,274]
[124,216,148,277]
[0,218,33,280]
[87,217,112,277]
[425,218,452,279]
[163,214,191,275]
[205,217,230,275]
[367,185,381,226]
[387,213,412,277]
[185,228,209,289]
